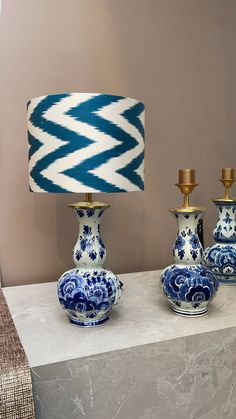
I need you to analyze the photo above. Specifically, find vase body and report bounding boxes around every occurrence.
[57,207,122,327]
[161,210,219,317]
[203,201,236,284]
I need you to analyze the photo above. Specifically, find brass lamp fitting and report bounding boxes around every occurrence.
[69,192,110,209]
[173,169,200,212]
[85,192,93,204]
[219,168,235,201]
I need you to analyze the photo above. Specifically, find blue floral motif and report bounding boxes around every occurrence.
[75,250,82,261]
[213,203,236,244]
[78,229,105,261]
[58,270,121,320]
[98,237,105,249]
[80,237,94,252]
[204,245,236,280]
[86,208,95,217]
[99,249,105,259]
[190,249,198,260]
[89,251,97,261]
[98,209,105,218]
[189,234,200,249]
[178,249,185,260]
[60,274,83,297]
[216,225,222,232]
[214,225,236,243]
[77,209,84,218]
[186,285,211,308]
[223,212,233,224]
[175,235,185,249]
[76,224,101,261]
[83,225,92,235]
[174,235,186,260]
[173,236,185,260]
[161,265,218,308]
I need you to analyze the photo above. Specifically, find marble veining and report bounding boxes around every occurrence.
[31,328,236,419]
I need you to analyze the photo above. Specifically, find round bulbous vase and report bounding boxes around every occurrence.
[203,201,236,284]
[57,207,122,327]
[161,210,219,317]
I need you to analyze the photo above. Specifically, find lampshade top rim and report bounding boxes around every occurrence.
[28,92,145,106]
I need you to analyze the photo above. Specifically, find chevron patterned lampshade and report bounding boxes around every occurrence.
[27,93,145,193]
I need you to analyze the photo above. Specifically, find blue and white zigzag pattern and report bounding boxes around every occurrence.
[27,93,145,193]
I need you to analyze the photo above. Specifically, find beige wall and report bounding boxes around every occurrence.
[1,0,236,286]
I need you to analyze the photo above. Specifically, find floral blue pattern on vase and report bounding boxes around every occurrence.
[161,265,218,316]
[58,269,121,327]
[203,201,236,284]
[57,207,122,327]
[161,210,219,317]
[172,213,203,265]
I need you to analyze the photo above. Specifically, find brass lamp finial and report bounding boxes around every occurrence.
[85,193,93,204]
[175,169,197,209]
[219,168,235,200]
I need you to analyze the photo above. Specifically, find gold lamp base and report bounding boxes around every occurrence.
[213,168,236,202]
[68,193,110,209]
[170,169,204,213]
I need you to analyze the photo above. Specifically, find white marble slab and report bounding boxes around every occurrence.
[3,270,236,368]
[31,328,236,419]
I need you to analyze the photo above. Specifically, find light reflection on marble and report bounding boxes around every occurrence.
[2,270,236,368]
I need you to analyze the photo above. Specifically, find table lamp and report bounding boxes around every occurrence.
[27,93,145,327]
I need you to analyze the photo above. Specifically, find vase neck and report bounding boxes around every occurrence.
[73,207,107,268]
[175,212,201,232]
[213,201,236,244]
[173,211,204,265]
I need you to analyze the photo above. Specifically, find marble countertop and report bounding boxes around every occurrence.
[3,270,236,368]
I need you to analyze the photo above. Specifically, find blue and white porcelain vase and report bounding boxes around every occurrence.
[57,205,122,327]
[203,200,236,284]
[161,168,219,317]
[161,209,219,316]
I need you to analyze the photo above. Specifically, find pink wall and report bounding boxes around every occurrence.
[1,0,236,286]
